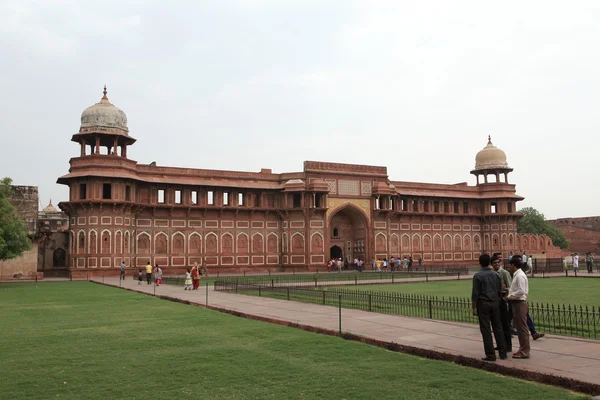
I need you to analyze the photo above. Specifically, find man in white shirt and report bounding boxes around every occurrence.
[573,253,579,270]
[506,257,530,359]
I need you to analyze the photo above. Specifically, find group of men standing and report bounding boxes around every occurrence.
[471,252,544,361]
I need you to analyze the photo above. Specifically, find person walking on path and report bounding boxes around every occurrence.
[191,263,200,290]
[507,257,530,359]
[145,262,152,285]
[472,253,507,361]
[137,269,143,285]
[492,254,512,353]
[154,264,162,286]
[586,253,594,273]
[184,268,192,290]
[573,253,579,271]
[120,262,126,281]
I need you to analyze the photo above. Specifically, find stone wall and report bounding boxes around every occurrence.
[0,242,39,279]
[8,186,38,236]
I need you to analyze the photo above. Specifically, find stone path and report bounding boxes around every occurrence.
[96,276,600,392]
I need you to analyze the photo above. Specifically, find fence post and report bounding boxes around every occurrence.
[426,273,429,282]
[338,294,342,336]
[392,274,394,284]
[428,299,433,319]
[205,281,209,308]
[314,277,318,288]
[235,283,238,294]
[457,272,460,280]
[244,270,246,276]
[355,275,358,285]
[87,271,89,281]
[287,287,290,301]
[322,291,326,305]
[575,268,578,277]
[565,268,568,277]
[368,294,372,312]
[271,279,274,289]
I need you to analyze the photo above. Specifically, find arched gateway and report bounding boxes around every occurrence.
[327,204,369,264]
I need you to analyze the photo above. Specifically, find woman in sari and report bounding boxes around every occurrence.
[191,262,200,290]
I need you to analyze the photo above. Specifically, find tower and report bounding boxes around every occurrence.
[58,87,137,272]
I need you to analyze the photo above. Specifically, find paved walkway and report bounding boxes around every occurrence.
[97,277,600,391]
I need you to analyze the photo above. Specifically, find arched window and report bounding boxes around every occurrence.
[333,228,339,237]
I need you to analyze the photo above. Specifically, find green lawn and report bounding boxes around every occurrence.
[349,278,600,306]
[0,282,587,400]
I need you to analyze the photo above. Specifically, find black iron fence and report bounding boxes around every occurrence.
[215,280,600,339]
[207,269,468,288]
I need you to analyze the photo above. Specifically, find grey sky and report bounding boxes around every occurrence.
[1,1,598,219]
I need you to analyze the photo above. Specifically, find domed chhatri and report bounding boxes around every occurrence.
[42,200,58,213]
[471,136,514,185]
[474,135,510,171]
[79,86,128,134]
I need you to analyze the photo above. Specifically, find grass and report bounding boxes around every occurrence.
[0,282,588,400]
[348,278,600,306]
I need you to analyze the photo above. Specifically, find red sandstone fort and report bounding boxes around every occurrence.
[0,86,548,277]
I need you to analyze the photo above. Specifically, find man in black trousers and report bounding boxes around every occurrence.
[472,253,507,361]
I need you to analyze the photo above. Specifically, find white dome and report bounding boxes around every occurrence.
[79,86,128,134]
[474,136,509,170]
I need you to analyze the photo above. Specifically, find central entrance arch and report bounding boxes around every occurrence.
[330,245,342,260]
[328,204,369,264]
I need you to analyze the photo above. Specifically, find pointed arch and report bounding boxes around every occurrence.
[154,232,168,254]
[422,234,432,252]
[473,233,482,251]
[237,232,249,254]
[172,231,185,254]
[114,230,123,254]
[252,232,264,253]
[501,233,507,249]
[222,232,234,254]
[100,229,111,254]
[390,233,400,254]
[189,232,202,254]
[267,233,278,253]
[88,229,98,254]
[483,233,491,251]
[491,233,499,250]
[412,234,421,252]
[433,234,442,252]
[77,230,85,254]
[443,234,452,252]
[124,230,131,254]
[291,232,305,253]
[205,232,218,254]
[463,234,471,251]
[453,234,462,251]
[401,234,410,251]
[310,232,324,253]
[136,232,151,254]
[69,230,75,254]
[375,232,387,253]
[282,232,288,253]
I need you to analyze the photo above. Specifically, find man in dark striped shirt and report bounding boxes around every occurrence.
[472,253,507,361]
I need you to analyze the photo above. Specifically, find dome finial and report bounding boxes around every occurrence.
[488,135,492,144]
[102,85,108,100]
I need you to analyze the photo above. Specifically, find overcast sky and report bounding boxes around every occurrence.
[1,1,598,219]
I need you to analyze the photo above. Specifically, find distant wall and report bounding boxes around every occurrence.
[0,242,39,279]
[8,186,38,236]
[549,217,600,254]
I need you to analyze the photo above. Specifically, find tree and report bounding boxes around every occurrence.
[0,177,31,261]
[517,207,569,249]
